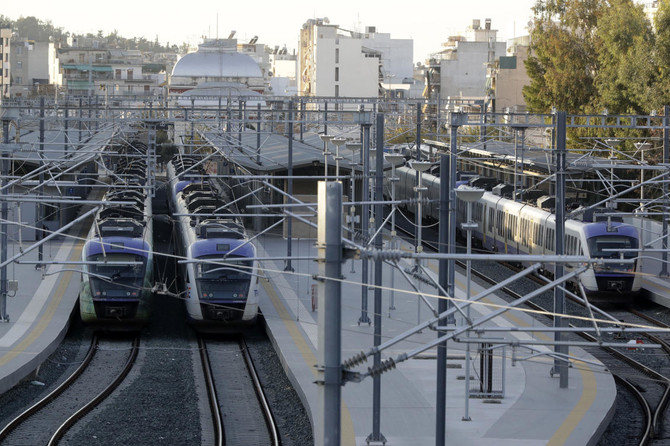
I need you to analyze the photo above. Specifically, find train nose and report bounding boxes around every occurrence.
[607,280,624,291]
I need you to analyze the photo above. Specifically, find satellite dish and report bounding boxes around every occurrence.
[323,17,330,24]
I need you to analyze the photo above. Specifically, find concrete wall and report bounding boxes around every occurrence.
[495,45,530,112]
[440,40,506,98]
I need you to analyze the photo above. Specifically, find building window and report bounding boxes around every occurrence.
[15,76,21,84]
[16,61,21,69]
[335,48,339,64]
[335,85,339,97]
[144,85,150,93]
[335,67,339,82]
[115,69,121,80]
[16,47,22,55]
[4,68,7,78]
[127,69,133,80]
[127,85,132,93]
[79,53,85,63]
[4,53,7,62]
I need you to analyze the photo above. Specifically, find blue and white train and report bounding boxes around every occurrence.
[166,154,259,329]
[79,142,154,327]
[392,164,642,297]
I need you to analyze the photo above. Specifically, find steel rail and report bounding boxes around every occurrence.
[47,335,140,445]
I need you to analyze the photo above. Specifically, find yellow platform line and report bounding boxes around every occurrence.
[0,239,83,367]
[260,272,356,445]
[445,268,597,444]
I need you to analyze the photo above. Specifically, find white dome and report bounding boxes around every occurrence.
[171,51,262,79]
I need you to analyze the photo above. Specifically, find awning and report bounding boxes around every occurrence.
[62,64,113,72]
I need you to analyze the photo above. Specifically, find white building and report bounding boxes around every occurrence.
[10,40,61,98]
[360,26,414,96]
[1,29,11,100]
[299,19,414,99]
[269,46,298,96]
[426,19,506,102]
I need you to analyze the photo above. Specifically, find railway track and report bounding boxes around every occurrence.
[0,333,139,445]
[199,335,279,446]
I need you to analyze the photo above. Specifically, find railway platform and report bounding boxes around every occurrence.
[0,236,84,395]
[257,234,617,446]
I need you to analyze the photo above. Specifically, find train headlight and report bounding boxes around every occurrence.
[95,291,101,296]
[102,291,107,296]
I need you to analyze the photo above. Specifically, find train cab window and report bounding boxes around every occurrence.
[587,235,638,259]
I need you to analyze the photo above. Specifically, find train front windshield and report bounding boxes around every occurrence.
[196,256,253,301]
[87,253,147,298]
[587,235,638,272]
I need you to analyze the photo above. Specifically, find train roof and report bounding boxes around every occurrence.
[84,236,150,258]
[582,221,639,238]
[190,238,255,259]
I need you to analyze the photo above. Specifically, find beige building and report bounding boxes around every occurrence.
[0,29,11,100]
[11,40,61,98]
[491,37,531,112]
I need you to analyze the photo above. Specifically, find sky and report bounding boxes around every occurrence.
[2,0,537,62]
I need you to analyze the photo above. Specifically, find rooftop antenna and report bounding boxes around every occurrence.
[216,13,219,40]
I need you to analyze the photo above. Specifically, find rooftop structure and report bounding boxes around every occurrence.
[169,39,265,96]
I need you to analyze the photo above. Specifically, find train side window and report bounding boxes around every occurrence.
[488,208,494,232]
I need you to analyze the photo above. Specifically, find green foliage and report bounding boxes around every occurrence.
[524,0,605,113]
[524,0,670,115]
[1,15,186,53]
[595,0,656,114]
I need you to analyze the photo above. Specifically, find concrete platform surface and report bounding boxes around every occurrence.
[256,234,616,446]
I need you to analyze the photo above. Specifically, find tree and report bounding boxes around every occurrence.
[524,0,606,113]
[655,0,670,105]
[595,0,656,114]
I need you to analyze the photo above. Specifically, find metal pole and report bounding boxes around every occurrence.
[662,105,669,277]
[448,117,459,325]
[554,111,568,388]
[323,101,328,135]
[286,100,294,272]
[300,99,305,142]
[190,98,195,153]
[238,100,243,144]
[256,102,261,164]
[316,181,343,446]
[463,200,473,421]
[78,98,82,144]
[519,127,525,202]
[64,101,69,155]
[1,118,10,322]
[512,126,519,201]
[435,153,450,446]
[359,113,371,325]
[218,96,222,130]
[367,113,386,444]
[38,97,45,266]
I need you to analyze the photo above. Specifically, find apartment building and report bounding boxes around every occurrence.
[10,40,61,97]
[0,29,11,100]
[299,18,413,99]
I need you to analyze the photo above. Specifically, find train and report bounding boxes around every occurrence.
[166,154,259,330]
[390,163,642,297]
[79,141,154,328]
